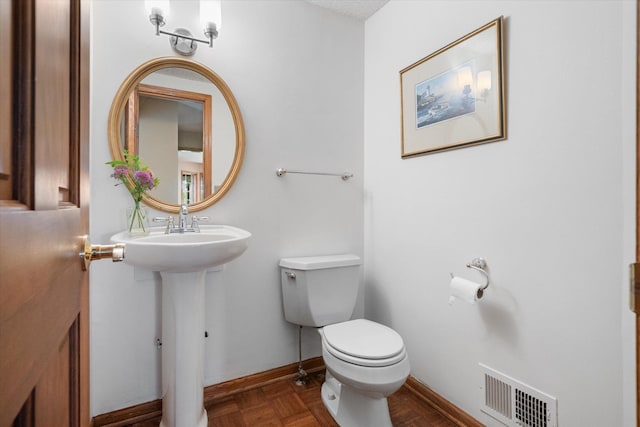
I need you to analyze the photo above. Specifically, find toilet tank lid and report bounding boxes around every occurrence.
[279,254,361,270]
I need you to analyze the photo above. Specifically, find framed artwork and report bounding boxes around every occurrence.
[400,17,506,158]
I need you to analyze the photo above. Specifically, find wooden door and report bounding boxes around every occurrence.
[636,2,640,426]
[0,0,90,425]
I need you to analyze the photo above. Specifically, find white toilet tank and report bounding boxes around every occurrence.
[280,254,361,327]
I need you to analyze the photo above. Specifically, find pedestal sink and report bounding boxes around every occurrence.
[111,225,251,427]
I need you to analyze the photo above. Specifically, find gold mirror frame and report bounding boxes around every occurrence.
[108,57,245,213]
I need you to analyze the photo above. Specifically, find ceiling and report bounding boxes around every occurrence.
[303,0,390,20]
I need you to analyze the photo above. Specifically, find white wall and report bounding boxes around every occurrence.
[90,0,364,416]
[364,1,636,426]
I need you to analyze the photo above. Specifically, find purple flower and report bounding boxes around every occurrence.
[107,150,159,203]
[113,165,129,179]
[134,170,155,190]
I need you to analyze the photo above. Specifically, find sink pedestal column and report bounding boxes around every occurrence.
[159,271,208,427]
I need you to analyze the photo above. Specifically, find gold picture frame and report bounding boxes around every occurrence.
[400,17,506,158]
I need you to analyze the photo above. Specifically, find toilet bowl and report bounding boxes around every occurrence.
[319,319,410,427]
[279,255,410,427]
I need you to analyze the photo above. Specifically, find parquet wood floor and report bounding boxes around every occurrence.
[130,371,457,426]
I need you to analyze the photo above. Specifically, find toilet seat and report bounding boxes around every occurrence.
[322,319,406,367]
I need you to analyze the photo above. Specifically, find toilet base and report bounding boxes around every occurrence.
[321,371,393,427]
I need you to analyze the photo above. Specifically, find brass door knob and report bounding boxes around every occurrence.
[80,236,125,271]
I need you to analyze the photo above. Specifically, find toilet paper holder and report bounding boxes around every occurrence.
[450,257,490,291]
[465,257,490,290]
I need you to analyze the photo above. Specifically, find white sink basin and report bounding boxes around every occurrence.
[111,225,251,273]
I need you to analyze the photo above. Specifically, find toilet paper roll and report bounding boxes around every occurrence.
[448,276,483,305]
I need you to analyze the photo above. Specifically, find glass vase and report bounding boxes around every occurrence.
[127,202,150,236]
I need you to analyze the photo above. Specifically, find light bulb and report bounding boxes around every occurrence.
[200,0,221,39]
[145,0,170,20]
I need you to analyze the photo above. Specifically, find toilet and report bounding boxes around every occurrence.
[280,254,410,427]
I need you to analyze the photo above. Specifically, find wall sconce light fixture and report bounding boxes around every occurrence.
[145,0,221,56]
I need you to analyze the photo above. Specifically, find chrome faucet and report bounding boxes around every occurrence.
[153,204,209,234]
[178,204,188,230]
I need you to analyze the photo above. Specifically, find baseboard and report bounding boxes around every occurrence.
[203,356,325,402]
[91,357,324,427]
[91,399,161,427]
[404,376,484,427]
[92,358,482,427]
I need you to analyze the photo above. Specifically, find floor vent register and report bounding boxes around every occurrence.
[480,363,558,427]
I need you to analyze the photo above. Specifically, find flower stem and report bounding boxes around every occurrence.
[129,202,146,233]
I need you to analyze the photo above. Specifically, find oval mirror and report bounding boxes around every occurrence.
[108,57,245,213]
